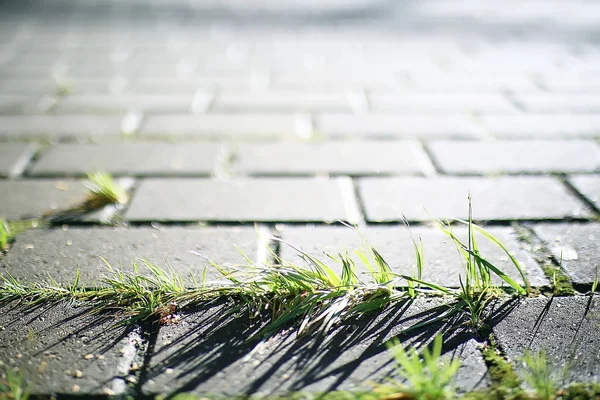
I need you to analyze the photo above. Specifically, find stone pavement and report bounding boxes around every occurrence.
[1,0,600,398]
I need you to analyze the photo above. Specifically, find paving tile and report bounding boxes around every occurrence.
[142,298,488,396]
[0,95,31,114]
[516,94,600,112]
[0,78,114,96]
[0,226,263,285]
[316,114,482,139]
[532,223,600,285]
[212,91,352,112]
[272,70,396,90]
[124,178,352,223]
[492,296,600,384]
[358,176,592,222]
[0,142,38,178]
[427,140,600,175]
[279,225,546,288]
[406,73,538,92]
[0,179,92,220]
[0,115,124,138]
[481,114,600,139]
[232,140,428,176]
[53,94,194,114]
[568,175,600,210]
[369,93,517,113]
[140,114,299,139]
[29,142,221,177]
[0,301,138,396]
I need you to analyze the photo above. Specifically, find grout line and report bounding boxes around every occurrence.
[337,176,364,227]
[212,142,233,180]
[191,89,213,114]
[415,140,439,177]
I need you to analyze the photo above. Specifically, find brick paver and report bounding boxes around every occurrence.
[532,223,600,285]
[427,140,600,175]
[124,178,356,223]
[0,142,37,178]
[2,0,600,397]
[358,176,593,222]
[231,140,430,176]
[29,142,222,177]
[278,225,547,287]
[568,174,600,210]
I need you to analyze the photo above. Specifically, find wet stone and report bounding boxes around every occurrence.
[0,301,139,396]
[0,226,264,286]
[142,298,488,396]
[278,225,547,288]
[532,222,600,285]
[358,176,592,222]
[492,296,600,384]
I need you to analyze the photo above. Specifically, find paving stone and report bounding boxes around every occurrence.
[532,223,600,285]
[492,296,600,384]
[29,142,221,177]
[140,114,299,139]
[0,226,263,285]
[0,179,94,220]
[125,178,352,223]
[0,95,31,114]
[569,175,600,210]
[142,298,488,396]
[53,94,194,114]
[0,142,38,178]
[480,114,600,139]
[406,73,538,92]
[212,91,352,112]
[358,176,592,222]
[0,78,114,96]
[0,301,138,396]
[427,140,600,175]
[279,225,546,288]
[272,71,397,90]
[232,140,429,176]
[0,115,124,138]
[316,114,482,139]
[369,93,517,113]
[516,94,600,112]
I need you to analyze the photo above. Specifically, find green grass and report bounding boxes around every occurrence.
[82,172,129,209]
[520,349,566,400]
[375,335,460,400]
[0,367,31,400]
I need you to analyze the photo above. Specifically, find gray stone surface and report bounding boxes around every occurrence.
[53,94,194,114]
[29,142,222,177]
[0,142,38,178]
[278,225,546,288]
[0,95,30,114]
[0,115,124,138]
[532,223,600,285]
[481,115,600,139]
[213,91,352,112]
[516,94,600,112]
[427,140,600,175]
[0,301,138,396]
[0,226,264,285]
[369,93,517,113]
[569,175,600,210]
[358,176,592,222]
[142,298,488,396]
[125,178,353,223]
[232,140,429,176]
[492,296,600,384]
[140,114,299,139]
[0,179,90,220]
[316,114,482,139]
